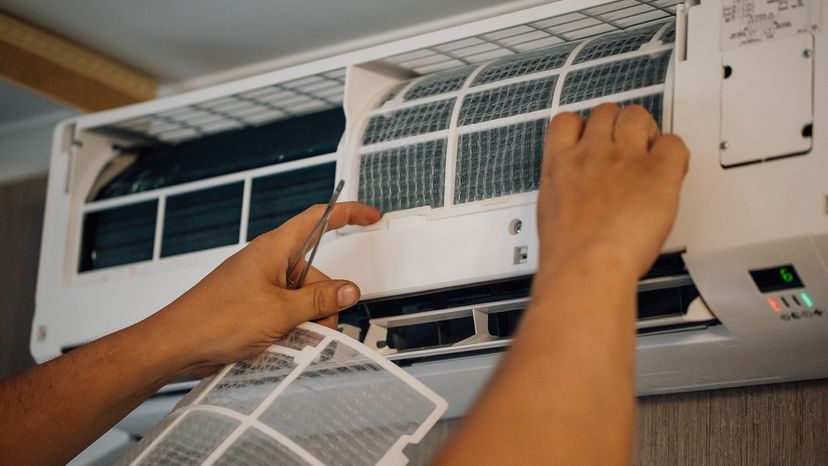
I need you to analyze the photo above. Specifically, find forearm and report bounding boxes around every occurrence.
[434,246,639,465]
[0,311,188,466]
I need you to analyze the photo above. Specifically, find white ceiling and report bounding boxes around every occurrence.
[0,0,548,87]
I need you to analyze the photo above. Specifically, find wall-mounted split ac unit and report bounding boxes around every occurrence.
[31,0,828,456]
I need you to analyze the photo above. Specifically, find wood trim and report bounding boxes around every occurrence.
[0,12,157,112]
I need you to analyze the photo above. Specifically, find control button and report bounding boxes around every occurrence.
[815,309,824,317]
[802,310,812,318]
[780,314,791,321]
[791,312,801,319]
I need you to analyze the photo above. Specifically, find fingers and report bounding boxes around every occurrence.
[545,112,585,156]
[613,105,660,153]
[277,279,361,329]
[650,133,691,181]
[275,201,381,254]
[303,268,341,328]
[249,202,380,280]
[582,103,620,142]
[303,266,330,285]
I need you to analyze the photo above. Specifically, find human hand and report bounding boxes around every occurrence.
[537,103,689,277]
[153,201,381,379]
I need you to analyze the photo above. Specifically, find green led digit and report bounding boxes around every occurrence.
[780,267,794,283]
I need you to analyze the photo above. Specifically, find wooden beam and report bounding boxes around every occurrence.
[0,11,157,112]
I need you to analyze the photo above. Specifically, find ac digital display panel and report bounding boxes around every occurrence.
[749,265,804,293]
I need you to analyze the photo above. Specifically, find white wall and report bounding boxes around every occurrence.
[0,111,75,185]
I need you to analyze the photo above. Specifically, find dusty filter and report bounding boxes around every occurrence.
[117,323,447,466]
[355,20,675,214]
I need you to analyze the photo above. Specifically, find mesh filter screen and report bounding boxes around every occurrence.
[471,42,578,86]
[214,428,309,466]
[560,50,671,104]
[133,411,239,466]
[358,140,447,212]
[356,20,673,214]
[362,99,455,145]
[119,323,446,466]
[404,65,475,100]
[455,119,548,204]
[574,93,665,127]
[376,82,407,108]
[573,22,664,64]
[259,341,438,465]
[202,352,297,415]
[458,76,558,126]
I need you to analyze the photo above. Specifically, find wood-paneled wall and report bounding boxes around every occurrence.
[0,175,44,378]
[1,175,826,465]
[406,379,828,465]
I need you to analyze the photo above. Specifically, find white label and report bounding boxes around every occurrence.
[721,0,820,49]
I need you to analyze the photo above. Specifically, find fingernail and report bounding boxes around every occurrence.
[337,284,359,308]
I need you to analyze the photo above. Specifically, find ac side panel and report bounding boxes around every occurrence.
[673,0,828,387]
[672,0,828,254]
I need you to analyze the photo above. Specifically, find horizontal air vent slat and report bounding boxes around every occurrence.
[355,278,711,362]
[340,252,698,354]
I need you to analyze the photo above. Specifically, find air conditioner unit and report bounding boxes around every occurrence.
[32,0,828,457]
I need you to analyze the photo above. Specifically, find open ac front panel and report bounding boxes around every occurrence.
[32,0,828,431]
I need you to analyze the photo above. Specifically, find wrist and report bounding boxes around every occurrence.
[136,305,204,382]
[536,242,639,288]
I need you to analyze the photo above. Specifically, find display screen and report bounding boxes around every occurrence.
[749,264,804,293]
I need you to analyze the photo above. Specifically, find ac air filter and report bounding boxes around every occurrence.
[353,20,675,214]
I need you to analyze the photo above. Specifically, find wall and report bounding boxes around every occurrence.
[0,119,75,188]
[1,176,826,464]
[404,379,828,465]
[0,175,45,377]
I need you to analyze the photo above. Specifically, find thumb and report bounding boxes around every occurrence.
[280,280,361,327]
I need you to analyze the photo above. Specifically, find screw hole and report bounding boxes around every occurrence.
[723,65,733,79]
[802,123,813,138]
[509,219,523,235]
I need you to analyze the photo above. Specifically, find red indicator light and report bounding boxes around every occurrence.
[768,297,781,312]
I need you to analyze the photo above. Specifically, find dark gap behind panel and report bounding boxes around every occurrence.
[341,252,691,339]
[247,162,336,241]
[79,200,158,272]
[94,108,345,200]
[386,318,476,352]
[161,182,244,258]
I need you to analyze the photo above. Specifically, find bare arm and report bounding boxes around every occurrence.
[434,103,690,465]
[0,202,381,466]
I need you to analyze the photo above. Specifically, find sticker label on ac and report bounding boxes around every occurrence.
[721,0,820,49]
